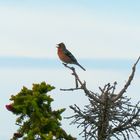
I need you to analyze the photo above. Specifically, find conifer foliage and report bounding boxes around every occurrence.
[6,82,75,140]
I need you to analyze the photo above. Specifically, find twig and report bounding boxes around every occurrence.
[60,88,82,91]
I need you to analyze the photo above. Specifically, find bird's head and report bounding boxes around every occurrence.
[56,42,66,50]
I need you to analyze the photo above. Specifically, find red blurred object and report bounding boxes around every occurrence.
[14,133,23,138]
[5,104,14,111]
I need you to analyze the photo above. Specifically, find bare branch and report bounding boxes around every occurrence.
[112,56,140,102]
[61,63,102,104]
[60,87,82,91]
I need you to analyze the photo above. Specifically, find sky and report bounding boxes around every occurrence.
[0,0,140,59]
[0,0,140,139]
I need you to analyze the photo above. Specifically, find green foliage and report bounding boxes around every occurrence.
[7,82,75,140]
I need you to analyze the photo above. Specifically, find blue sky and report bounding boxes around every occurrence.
[0,1,140,139]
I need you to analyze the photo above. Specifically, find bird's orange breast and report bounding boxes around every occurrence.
[57,48,72,63]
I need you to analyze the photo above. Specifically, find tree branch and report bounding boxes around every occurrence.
[61,63,102,104]
[112,56,140,102]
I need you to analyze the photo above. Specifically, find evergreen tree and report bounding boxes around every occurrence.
[6,82,76,140]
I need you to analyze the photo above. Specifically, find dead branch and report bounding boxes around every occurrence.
[61,63,102,104]
[112,56,140,102]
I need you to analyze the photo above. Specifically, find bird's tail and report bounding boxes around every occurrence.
[76,62,86,71]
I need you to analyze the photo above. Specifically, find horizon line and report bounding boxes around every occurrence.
[0,56,139,70]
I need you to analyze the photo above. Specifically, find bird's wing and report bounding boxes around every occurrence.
[63,49,77,63]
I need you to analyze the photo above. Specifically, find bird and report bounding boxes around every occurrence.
[56,42,86,71]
